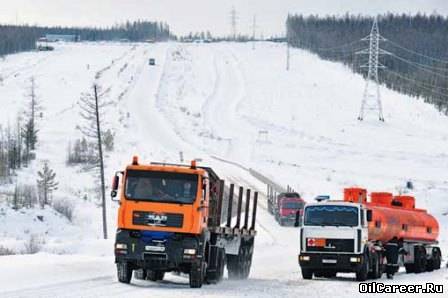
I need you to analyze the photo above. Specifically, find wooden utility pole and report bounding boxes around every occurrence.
[94,85,108,239]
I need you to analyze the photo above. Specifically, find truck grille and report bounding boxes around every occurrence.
[306,238,354,253]
[133,211,183,228]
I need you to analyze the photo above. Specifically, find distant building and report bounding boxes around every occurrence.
[45,34,80,42]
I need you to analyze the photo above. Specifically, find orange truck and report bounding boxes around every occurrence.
[298,187,441,280]
[111,157,258,288]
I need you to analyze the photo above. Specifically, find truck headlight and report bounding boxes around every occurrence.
[116,243,127,249]
[299,255,310,261]
[350,257,361,263]
[184,248,196,255]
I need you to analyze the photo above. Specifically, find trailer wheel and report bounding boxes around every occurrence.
[147,270,165,281]
[227,240,254,280]
[356,254,369,281]
[433,249,441,270]
[414,246,427,274]
[189,262,205,288]
[427,248,441,271]
[117,261,133,284]
[301,268,313,279]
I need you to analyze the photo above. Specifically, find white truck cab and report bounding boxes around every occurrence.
[298,201,374,280]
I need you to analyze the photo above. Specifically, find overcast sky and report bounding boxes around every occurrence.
[1,0,447,36]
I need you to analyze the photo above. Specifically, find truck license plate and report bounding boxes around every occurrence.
[145,245,165,252]
[322,259,337,264]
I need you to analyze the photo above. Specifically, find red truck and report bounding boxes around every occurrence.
[274,192,305,226]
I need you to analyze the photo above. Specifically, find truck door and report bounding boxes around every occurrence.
[200,176,210,228]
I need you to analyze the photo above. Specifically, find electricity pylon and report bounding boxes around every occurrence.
[357,17,388,121]
[230,7,238,41]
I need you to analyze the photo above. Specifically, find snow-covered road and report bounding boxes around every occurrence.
[1,42,447,297]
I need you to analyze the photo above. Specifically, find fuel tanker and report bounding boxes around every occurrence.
[297,187,442,281]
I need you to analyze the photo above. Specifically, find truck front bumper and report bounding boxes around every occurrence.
[114,229,202,271]
[299,253,364,273]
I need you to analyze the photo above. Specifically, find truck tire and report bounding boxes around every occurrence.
[433,249,441,270]
[414,246,427,274]
[190,262,206,288]
[368,252,382,279]
[117,261,133,284]
[301,268,313,279]
[356,254,369,281]
[206,248,225,283]
[427,248,441,271]
[405,264,415,274]
[227,240,254,280]
[147,270,165,281]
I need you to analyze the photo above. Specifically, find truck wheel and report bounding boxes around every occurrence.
[427,248,441,271]
[405,264,415,274]
[433,249,441,270]
[301,268,313,279]
[414,246,427,274]
[117,261,133,284]
[356,254,369,281]
[241,244,254,279]
[368,252,382,279]
[216,248,226,282]
[206,248,225,284]
[147,270,165,281]
[227,240,254,280]
[189,262,205,288]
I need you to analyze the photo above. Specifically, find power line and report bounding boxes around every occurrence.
[390,53,448,79]
[384,69,448,101]
[314,39,362,52]
[385,39,448,64]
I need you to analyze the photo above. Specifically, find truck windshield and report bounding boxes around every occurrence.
[282,201,304,209]
[125,170,199,204]
[304,205,358,227]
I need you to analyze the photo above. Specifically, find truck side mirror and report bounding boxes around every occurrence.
[366,210,372,222]
[294,211,302,227]
[111,172,123,201]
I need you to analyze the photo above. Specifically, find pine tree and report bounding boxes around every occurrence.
[22,77,41,165]
[37,162,58,207]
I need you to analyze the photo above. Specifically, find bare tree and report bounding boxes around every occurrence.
[78,84,108,239]
[37,162,58,207]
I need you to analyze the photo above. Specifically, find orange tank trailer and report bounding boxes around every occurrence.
[344,188,439,243]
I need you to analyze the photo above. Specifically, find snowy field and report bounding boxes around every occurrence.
[0,41,447,297]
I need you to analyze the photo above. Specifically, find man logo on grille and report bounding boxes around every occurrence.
[147,213,168,226]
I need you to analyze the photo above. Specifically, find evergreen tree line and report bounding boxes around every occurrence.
[287,13,448,114]
[0,20,172,56]
[0,78,40,183]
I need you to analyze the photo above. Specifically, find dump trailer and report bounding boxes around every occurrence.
[274,192,305,226]
[297,187,441,281]
[111,157,258,288]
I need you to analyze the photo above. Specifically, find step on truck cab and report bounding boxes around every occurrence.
[297,188,441,281]
[111,157,258,288]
